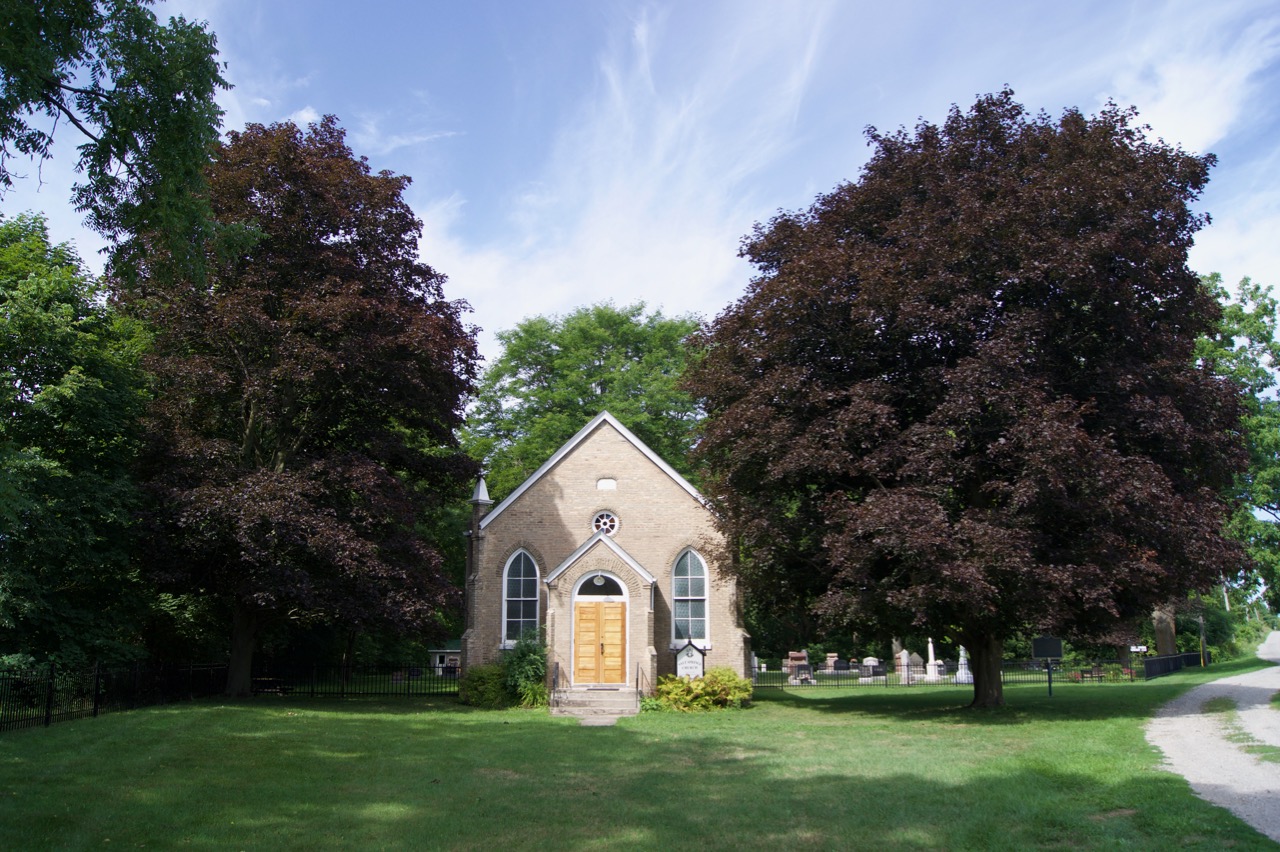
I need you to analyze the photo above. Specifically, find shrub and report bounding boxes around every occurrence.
[503,631,548,708]
[458,663,510,708]
[518,681,548,708]
[653,667,753,711]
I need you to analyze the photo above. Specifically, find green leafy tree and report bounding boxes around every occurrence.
[688,91,1246,708]
[464,302,701,499]
[0,0,227,282]
[132,117,479,695]
[0,212,149,664]
[1197,273,1280,610]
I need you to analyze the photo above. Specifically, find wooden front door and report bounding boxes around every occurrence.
[574,601,626,684]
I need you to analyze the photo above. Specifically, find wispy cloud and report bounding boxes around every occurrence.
[423,2,836,361]
[1089,0,1280,287]
[350,117,461,158]
[1101,2,1280,152]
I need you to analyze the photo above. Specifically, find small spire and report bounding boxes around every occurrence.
[470,476,492,506]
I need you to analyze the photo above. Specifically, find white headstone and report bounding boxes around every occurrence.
[954,645,973,684]
[924,637,943,682]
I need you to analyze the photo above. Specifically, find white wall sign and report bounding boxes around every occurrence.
[675,642,705,678]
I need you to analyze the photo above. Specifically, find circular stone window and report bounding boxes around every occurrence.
[592,511,619,536]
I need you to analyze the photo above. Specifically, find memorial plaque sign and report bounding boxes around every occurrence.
[1031,635,1063,698]
[1031,636,1064,660]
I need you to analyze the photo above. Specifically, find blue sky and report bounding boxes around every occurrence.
[6,0,1280,364]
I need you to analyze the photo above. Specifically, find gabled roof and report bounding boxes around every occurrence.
[479,410,703,530]
[544,530,657,585]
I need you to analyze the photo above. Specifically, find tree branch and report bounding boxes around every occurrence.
[41,92,102,145]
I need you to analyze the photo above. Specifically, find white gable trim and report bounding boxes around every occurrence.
[479,410,704,530]
[544,530,657,586]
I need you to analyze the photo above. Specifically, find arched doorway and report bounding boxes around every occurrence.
[573,573,627,684]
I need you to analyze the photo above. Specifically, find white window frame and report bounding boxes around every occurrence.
[501,550,540,648]
[671,549,710,650]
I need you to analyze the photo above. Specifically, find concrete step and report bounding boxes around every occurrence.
[551,688,640,718]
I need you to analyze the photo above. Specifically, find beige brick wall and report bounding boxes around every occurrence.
[461,419,749,689]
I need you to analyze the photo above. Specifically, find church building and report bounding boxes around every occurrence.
[461,412,750,693]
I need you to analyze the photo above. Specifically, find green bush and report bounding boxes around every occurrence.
[503,631,548,708]
[457,633,550,710]
[653,666,753,711]
[458,663,511,708]
[518,681,548,708]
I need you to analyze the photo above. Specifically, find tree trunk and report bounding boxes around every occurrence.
[1152,603,1177,656]
[226,600,259,697]
[967,632,1005,708]
[341,629,358,688]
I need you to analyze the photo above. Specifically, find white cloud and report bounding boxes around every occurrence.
[349,116,461,158]
[420,2,835,363]
[1100,2,1280,152]
[287,106,321,127]
[1190,179,1280,288]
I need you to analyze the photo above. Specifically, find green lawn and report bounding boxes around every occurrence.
[1,658,1275,850]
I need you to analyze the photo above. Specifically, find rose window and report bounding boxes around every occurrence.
[592,511,619,536]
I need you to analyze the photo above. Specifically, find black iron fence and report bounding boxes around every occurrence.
[752,657,1163,689]
[0,662,227,733]
[0,660,461,735]
[1142,651,1209,679]
[250,662,460,698]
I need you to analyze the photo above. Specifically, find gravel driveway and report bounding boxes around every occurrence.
[1146,631,1280,844]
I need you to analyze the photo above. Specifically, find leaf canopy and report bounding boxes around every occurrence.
[688,90,1247,705]
[132,117,479,687]
[465,302,701,499]
[0,0,227,283]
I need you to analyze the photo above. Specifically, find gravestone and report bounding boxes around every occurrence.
[954,646,973,684]
[790,664,814,685]
[786,650,809,676]
[860,656,881,681]
[924,637,944,682]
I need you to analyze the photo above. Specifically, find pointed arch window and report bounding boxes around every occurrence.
[673,550,707,643]
[503,551,539,646]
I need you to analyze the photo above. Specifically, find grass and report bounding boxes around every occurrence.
[1203,695,1280,765]
[0,657,1276,851]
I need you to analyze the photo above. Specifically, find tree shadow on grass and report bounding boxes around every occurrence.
[4,701,1270,851]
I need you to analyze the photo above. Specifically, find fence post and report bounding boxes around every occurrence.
[92,662,102,718]
[43,661,56,727]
